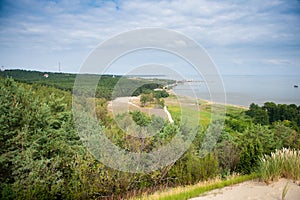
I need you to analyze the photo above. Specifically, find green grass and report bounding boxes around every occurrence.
[165,96,210,127]
[225,105,246,114]
[167,105,181,121]
[199,110,211,127]
[134,174,258,200]
[165,96,245,128]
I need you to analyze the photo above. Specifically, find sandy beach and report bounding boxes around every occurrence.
[190,179,300,200]
[168,89,248,110]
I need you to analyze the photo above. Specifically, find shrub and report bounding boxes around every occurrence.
[215,140,240,174]
[168,148,219,185]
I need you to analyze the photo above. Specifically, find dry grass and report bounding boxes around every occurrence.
[131,174,257,200]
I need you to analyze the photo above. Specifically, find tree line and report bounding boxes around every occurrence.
[0,70,174,100]
[246,102,300,130]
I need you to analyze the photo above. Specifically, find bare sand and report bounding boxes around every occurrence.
[107,96,173,122]
[190,179,300,200]
[168,89,248,109]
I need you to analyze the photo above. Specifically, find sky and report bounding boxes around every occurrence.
[0,0,300,75]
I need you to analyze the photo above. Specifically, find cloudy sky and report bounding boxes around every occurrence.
[0,0,299,75]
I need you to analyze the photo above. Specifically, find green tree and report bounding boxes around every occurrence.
[154,90,169,99]
[263,102,279,123]
[0,78,81,199]
[246,103,269,125]
[130,110,151,127]
[272,121,300,149]
[236,125,271,174]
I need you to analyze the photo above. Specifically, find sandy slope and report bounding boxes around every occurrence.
[190,179,300,200]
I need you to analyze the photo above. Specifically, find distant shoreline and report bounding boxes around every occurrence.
[168,89,248,110]
[171,76,300,107]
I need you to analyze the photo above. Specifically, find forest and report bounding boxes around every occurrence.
[0,70,174,100]
[0,70,299,199]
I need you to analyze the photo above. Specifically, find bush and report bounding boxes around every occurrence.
[237,141,263,174]
[215,140,240,174]
[236,125,266,174]
[169,148,219,185]
[154,90,169,99]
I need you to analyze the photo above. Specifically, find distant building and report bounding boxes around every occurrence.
[1,66,4,72]
[43,74,49,78]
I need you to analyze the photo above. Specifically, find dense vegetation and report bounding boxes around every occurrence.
[140,90,169,107]
[0,70,173,100]
[1,70,299,199]
[246,102,300,130]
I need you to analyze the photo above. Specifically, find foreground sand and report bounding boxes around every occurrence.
[190,179,300,200]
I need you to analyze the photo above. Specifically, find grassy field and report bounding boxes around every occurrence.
[165,94,246,128]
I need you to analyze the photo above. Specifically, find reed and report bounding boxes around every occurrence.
[259,148,300,182]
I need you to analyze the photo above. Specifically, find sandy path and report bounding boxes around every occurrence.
[108,97,174,123]
[163,106,174,123]
[190,179,300,200]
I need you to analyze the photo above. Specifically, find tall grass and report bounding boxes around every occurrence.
[258,148,300,182]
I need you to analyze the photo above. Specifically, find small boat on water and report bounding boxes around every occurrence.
[294,85,298,88]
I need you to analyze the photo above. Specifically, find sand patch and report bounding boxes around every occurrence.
[190,179,300,200]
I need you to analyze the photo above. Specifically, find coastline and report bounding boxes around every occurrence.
[107,88,248,125]
[168,89,248,110]
[171,75,300,107]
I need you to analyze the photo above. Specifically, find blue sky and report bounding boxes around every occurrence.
[0,0,299,75]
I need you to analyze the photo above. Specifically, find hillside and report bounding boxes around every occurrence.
[0,71,299,199]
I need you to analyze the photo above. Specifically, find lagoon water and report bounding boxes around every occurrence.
[173,75,300,107]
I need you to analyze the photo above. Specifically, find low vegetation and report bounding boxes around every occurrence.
[140,90,169,107]
[134,174,258,200]
[258,148,300,182]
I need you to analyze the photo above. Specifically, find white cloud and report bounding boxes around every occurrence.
[0,0,299,74]
[263,59,292,65]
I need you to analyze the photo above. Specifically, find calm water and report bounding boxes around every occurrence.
[173,75,300,107]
